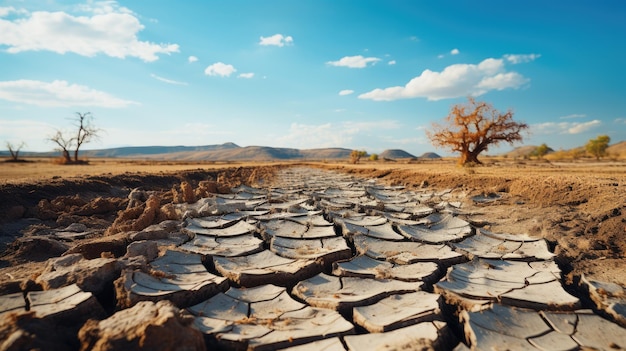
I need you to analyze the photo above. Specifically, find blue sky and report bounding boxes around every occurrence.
[1,0,625,155]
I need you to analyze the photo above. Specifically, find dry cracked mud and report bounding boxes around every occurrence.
[0,165,625,350]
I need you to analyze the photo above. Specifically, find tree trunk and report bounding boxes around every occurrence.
[74,148,79,162]
[459,150,482,165]
[63,149,71,163]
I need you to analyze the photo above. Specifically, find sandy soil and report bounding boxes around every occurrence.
[0,157,624,289]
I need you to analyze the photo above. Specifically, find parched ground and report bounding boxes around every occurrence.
[318,160,626,285]
[0,158,625,287]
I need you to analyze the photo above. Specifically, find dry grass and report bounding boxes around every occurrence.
[0,157,284,185]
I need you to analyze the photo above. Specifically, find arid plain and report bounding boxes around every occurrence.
[1,157,625,284]
[1,156,625,349]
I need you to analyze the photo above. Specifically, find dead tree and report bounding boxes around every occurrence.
[6,141,26,161]
[427,97,528,165]
[48,112,100,163]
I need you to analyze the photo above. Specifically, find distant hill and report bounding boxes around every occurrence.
[418,152,441,159]
[379,149,416,159]
[80,142,240,158]
[97,144,354,161]
[607,141,626,156]
[503,146,539,158]
[6,140,623,161]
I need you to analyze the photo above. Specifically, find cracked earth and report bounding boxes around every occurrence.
[0,166,625,350]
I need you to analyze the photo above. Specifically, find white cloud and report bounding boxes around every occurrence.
[75,1,134,15]
[0,6,27,17]
[0,79,138,107]
[504,54,541,64]
[476,72,529,90]
[388,60,396,65]
[451,48,460,55]
[615,118,626,124]
[409,36,419,42]
[339,89,354,96]
[532,119,602,135]
[204,62,236,77]
[259,34,293,47]
[150,74,187,85]
[277,120,400,149]
[568,120,601,134]
[238,73,254,79]
[437,54,445,59]
[327,55,381,68]
[188,56,198,63]
[560,113,586,119]
[358,58,529,101]
[0,5,179,62]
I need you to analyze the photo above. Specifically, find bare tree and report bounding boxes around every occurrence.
[72,112,100,162]
[48,112,100,163]
[6,141,26,162]
[49,130,73,163]
[427,97,528,165]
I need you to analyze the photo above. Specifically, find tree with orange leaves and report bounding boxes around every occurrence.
[427,97,528,165]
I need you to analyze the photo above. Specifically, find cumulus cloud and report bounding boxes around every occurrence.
[0,6,27,17]
[339,89,354,96]
[0,79,138,107]
[150,74,187,85]
[532,119,602,135]
[188,56,198,63]
[259,34,293,47]
[388,60,396,65]
[358,58,529,101]
[568,120,602,134]
[451,48,460,55]
[238,73,254,79]
[277,120,400,149]
[0,4,179,61]
[327,55,381,68]
[504,54,541,64]
[204,62,236,77]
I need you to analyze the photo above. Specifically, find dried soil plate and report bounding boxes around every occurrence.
[27,283,105,321]
[260,219,336,240]
[179,233,264,257]
[183,220,257,237]
[462,304,626,351]
[292,273,422,313]
[353,291,442,332]
[436,259,580,310]
[332,255,440,283]
[343,321,452,351]
[116,250,228,308]
[188,284,354,350]
[270,236,352,267]
[397,213,472,244]
[338,221,405,241]
[213,250,322,287]
[353,234,465,266]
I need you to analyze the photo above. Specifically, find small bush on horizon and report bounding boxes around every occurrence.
[350,150,367,164]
